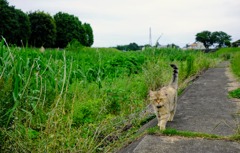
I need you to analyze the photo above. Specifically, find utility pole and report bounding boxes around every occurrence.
[149,27,152,47]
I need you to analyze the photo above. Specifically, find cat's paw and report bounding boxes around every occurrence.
[160,126,166,131]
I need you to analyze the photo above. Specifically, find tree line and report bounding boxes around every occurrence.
[0,0,94,48]
[116,42,142,51]
[195,30,231,49]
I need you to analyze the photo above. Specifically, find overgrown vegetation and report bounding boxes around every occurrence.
[230,51,240,79]
[1,42,240,152]
[217,48,240,99]
[228,51,240,99]
[213,47,240,142]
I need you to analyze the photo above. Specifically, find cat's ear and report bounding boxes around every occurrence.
[149,90,154,97]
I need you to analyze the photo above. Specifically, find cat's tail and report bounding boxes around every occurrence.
[170,64,178,89]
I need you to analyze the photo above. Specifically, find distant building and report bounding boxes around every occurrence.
[183,42,206,50]
[156,44,168,48]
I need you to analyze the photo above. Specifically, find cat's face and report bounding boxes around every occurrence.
[149,90,168,109]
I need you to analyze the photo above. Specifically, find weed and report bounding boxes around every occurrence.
[162,128,220,139]
[231,53,240,78]
[229,88,240,99]
[140,115,156,126]
[147,127,221,139]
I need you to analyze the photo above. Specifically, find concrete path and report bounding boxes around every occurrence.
[118,62,240,153]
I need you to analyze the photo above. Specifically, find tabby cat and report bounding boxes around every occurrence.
[149,64,178,130]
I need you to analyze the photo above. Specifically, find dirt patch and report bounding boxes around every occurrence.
[225,67,240,91]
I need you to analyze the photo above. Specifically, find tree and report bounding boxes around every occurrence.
[0,0,11,39]
[128,42,140,51]
[28,11,56,47]
[0,0,30,46]
[196,30,232,49]
[14,9,31,46]
[167,43,180,49]
[195,31,213,49]
[211,31,231,48]
[54,12,94,48]
[82,23,94,47]
[78,23,87,47]
[116,42,140,51]
[224,40,231,47]
[54,12,83,48]
[232,40,240,47]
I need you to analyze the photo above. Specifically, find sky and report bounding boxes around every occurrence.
[7,0,240,47]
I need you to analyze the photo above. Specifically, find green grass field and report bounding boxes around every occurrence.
[1,41,239,152]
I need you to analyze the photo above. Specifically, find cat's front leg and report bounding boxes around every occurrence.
[159,114,170,130]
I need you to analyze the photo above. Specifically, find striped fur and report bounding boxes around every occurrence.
[149,64,179,130]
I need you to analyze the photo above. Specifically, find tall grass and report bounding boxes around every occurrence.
[0,41,221,152]
[215,47,240,79]
[231,53,240,79]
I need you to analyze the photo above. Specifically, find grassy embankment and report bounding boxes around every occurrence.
[219,48,240,139]
[1,41,235,152]
[216,48,240,98]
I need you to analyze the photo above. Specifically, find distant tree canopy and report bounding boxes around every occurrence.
[29,11,56,48]
[196,31,231,49]
[211,31,231,48]
[195,31,213,49]
[232,40,240,47]
[167,43,180,49]
[54,12,83,48]
[116,42,141,51]
[0,0,30,45]
[0,0,94,48]
[14,9,31,45]
[82,23,94,47]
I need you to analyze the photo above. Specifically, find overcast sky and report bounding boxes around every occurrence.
[7,0,240,47]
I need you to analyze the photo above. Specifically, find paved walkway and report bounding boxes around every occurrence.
[118,62,240,153]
